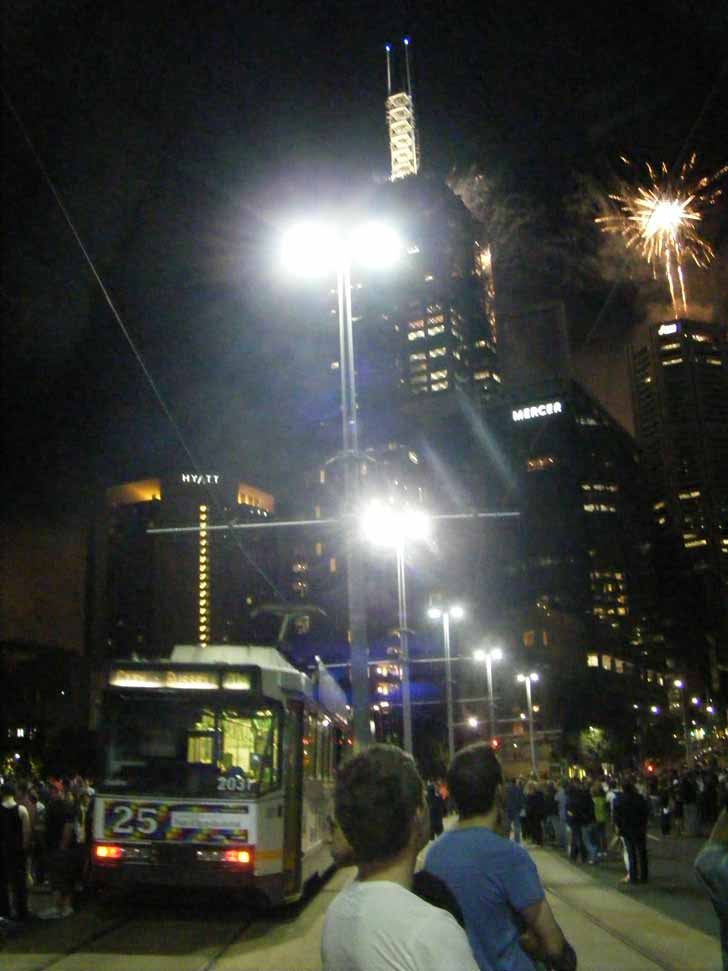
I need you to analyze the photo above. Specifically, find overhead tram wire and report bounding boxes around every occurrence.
[1,83,284,599]
[147,510,520,537]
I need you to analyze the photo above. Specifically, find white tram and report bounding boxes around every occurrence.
[91,644,350,905]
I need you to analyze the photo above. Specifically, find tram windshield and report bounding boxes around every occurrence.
[101,693,281,797]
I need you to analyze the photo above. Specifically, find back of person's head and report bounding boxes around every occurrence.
[591,783,602,797]
[622,780,635,796]
[1,782,16,799]
[447,742,503,818]
[335,744,424,864]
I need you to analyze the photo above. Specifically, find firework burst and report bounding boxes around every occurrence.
[596,154,727,317]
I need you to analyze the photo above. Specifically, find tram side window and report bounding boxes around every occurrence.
[303,713,335,780]
[303,713,317,780]
[317,720,333,780]
[333,728,348,771]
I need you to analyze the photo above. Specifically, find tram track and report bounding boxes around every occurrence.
[4,903,259,971]
[545,884,689,971]
[15,914,136,971]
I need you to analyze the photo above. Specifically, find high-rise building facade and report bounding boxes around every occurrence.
[630,318,728,688]
[331,41,499,440]
[94,473,276,660]
[489,379,667,741]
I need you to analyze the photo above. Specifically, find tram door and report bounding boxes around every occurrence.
[282,700,303,896]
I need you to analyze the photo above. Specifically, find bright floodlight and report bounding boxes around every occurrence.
[360,501,431,548]
[491,647,504,662]
[707,705,715,714]
[281,222,340,278]
[473,649,487,663]
[450,605,465,621]
[650,705,660,714]
[517,673,526,683]
[530,672,539,682]
[428,606,443,620]
[691,696,700,705]
[674,679,684,689]
[467,716,478,728]
[350,222,402,269]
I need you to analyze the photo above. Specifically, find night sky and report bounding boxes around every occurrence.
[3,1,727,521]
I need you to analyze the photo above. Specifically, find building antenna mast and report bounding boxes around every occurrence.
[385,35,419,180]
[403,36,413,99]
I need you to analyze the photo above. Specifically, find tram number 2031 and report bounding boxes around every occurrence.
[217,775,252,793]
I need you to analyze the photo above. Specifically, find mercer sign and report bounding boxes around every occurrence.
[511,400,563,422]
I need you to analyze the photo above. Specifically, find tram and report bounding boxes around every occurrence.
[91,644,351,904]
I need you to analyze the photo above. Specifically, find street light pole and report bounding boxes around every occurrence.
[282,221,402,751]
[517,672,539,776]
[474,647,503,743]
[443,611,455,764]
[674,679,692,766]
[396,540,413,755]
[525,676,536,775]
[429,605,463,764]
[337,253,371,751]
[486,654,496,744]
[361,501,430,756]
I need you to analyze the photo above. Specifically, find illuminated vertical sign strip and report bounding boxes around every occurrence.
[198,504,209,645]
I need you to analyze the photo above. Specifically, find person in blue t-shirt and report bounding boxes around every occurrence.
[425,743,576,971]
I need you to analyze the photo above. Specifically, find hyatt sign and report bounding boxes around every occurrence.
[512,400,563,422]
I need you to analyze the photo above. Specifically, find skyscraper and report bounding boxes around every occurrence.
[346,41,499,438]
[92,472,276,660]
[630,318,728,689]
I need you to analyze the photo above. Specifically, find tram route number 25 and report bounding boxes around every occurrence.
[111,804,158,835]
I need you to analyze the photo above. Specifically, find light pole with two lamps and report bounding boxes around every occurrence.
[516,672,540,776]
[673,679,694,765]
[281,221,402,749]
[428,604,464,764]
[361,501,431,754]
[473,647,503,744]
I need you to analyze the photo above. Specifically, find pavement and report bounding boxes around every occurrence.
[534,846,719,971]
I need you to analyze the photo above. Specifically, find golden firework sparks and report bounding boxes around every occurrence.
[597,154,727,317]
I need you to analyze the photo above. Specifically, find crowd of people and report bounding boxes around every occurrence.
[323,751,728,971]
[0,773,94,926]
[498,763,724,885]
[2,757,725,968]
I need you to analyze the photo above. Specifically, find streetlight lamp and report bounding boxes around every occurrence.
[673,679,693,765]
[473,647,503,743]
[281,221,402,749]
[361,501,431,754]
[516,672,540,776]
[428,604,464,764]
